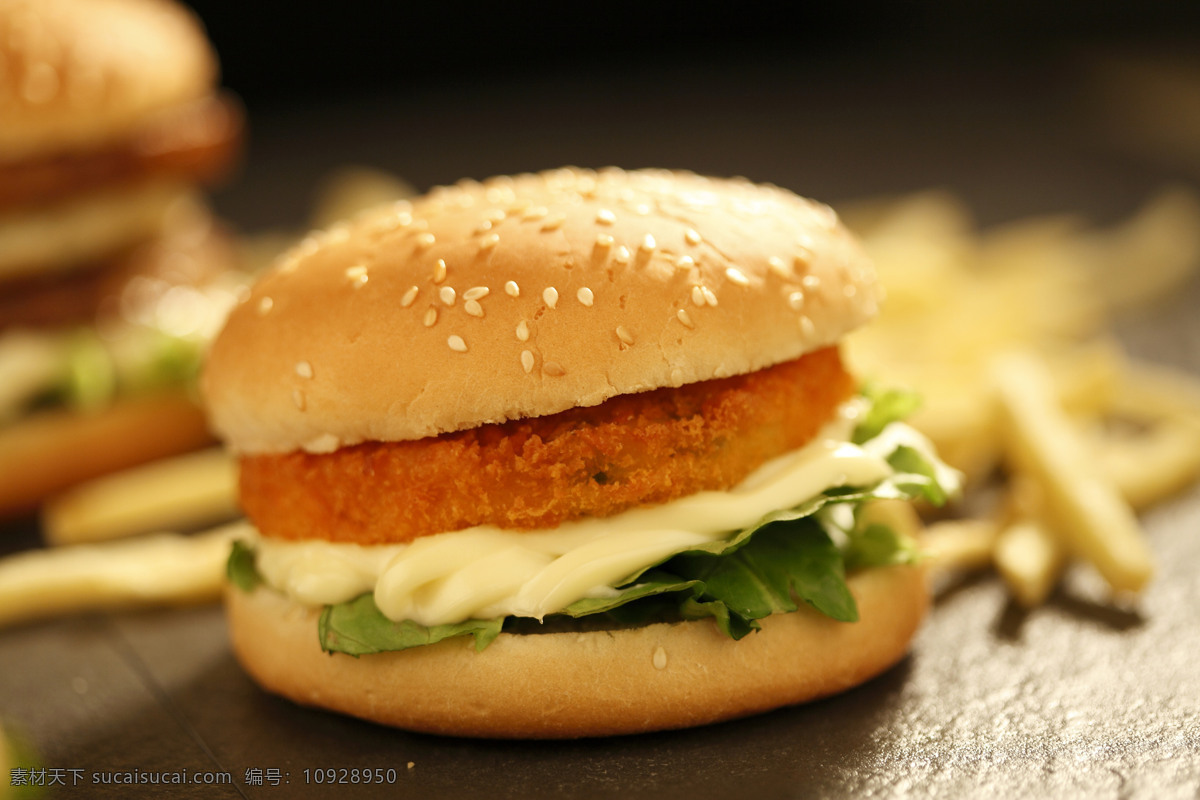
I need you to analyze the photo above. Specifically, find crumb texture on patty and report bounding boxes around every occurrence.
[240,348,856,544]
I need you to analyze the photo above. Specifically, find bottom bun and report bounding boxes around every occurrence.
[226,563,929,738]
[0,392,214,517]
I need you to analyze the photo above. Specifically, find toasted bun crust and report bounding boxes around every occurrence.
[0,0,217,161]
[0,391,213,517]
[203,168,880,454]
[226,563,927,739]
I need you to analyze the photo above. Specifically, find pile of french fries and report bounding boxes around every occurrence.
[843,188,1200,606]
[2,176,1199,626]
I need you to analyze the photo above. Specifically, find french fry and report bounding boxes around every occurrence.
[994,518,1067,608]
[992,353,1154,594]
[0,524,246,628]
[845,189,1200,608]
[42,448,238,546]
[922,518,1000,572]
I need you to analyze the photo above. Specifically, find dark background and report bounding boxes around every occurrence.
[192,1,1200,105]
[185,1,1200,231]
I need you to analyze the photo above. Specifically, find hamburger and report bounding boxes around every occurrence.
[205,168,959,738]
[0,0,244,515]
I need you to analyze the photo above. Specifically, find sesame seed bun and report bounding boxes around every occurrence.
[0,0,218,162]
[225,563,928,739]
[202,168,881,455]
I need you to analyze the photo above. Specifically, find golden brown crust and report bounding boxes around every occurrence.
[0,391,213,517]
[239,348,856,544]
[226,563,928,739]
[0,0,218,161]
[203,168,881,454]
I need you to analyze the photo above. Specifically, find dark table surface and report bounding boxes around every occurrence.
[3,41,1200,799]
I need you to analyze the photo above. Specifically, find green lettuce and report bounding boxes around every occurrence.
[319,595,504,655]
[227,539,262,592]
[230,386,956,656]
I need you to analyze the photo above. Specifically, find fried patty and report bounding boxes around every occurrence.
[239,346,856,545]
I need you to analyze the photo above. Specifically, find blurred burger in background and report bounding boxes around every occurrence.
[0,0,246,516]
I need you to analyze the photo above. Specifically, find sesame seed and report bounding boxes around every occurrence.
[725,267,750,286]
[505,280,520,297]
[522,206,549,221]
[433,259,447,283]
[652,646,668,670]
[541,214,566,232]
[465,299,484,317]
[615,326,635,345]
[577,287,595,306]
[401,286,419,307]
[480,233,500,250]
[802,275,821,290]
[474,220,493,235]
[799,316,816,338]
[292,389,306,410]
[767,256,790,278]
[613,246,631,264]
[675,255,695,269]
[424,307,438,327]
[439,286,456,306]
[640,233,657,251]
[788,290,805,309]
[463,286,490,301]
[415,232,436,249]
[516,320,530,341]
[670,367,685,384]
[295,361,314,379]
[595,233,614,249]
[521,350,535,373]
[448,335,467,352]
[596,209,617,225]
[346,265,369,287]
[635,204,652,215]
[714,366,731,378]
[691,286,706,307]
[543,287,559,309]
[257,296,274,316]
[701,286,718,306]
[684,228,702,245]
[543,361,566,377]
[677,309,695,328]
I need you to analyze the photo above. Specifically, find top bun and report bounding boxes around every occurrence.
[203,168,880,455]
[0,0,218,161]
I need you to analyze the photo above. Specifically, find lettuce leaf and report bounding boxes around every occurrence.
[227,539,262,592]
[853,384,922,444]
[319,594,503,656]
